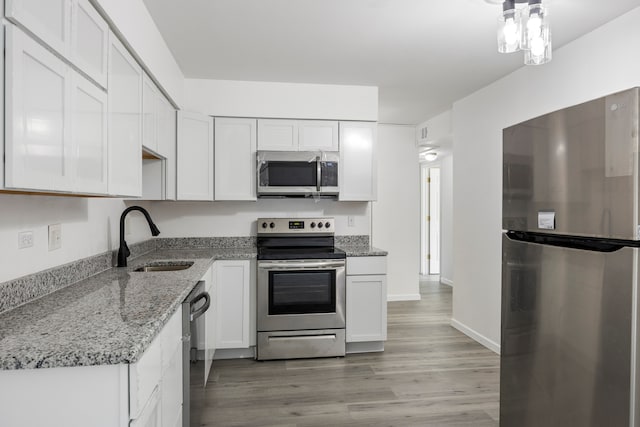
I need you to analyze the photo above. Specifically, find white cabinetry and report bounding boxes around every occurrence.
[4,24,107,194]
[108,32,142,197]
[195,266,216,384]
[214,117,257,201]
[71,0,109,87]
[346,256,387,349]
[258,119,339,151]
[142,73,159,153]
[158,96,177,200]
[257,119,298,151]
[176,111,214,201]
[339,122,377,201]
[299,120,339,151]
[6,0,109,88]
[216,260,251,349]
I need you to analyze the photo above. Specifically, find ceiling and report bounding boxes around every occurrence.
[143,0,640,125]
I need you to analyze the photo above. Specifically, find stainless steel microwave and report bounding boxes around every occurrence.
[257,151,339,197]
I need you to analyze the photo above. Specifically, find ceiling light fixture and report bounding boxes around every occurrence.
[423,152,438,162]
[495,0,552,65]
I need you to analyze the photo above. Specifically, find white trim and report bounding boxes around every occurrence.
[440,277,453,286]
[213,347,255,360]
[346,341,385,354]
[387,293,421,302]
[451,318,500,354]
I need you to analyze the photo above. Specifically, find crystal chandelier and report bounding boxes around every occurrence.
[496,0,552,65]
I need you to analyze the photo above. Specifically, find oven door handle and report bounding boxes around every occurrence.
[258,261,345,270]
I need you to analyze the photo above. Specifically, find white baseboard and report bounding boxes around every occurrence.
[387,293,421,302]
[451,318,500,354]
[440,277,453,286]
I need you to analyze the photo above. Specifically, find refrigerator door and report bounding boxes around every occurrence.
[503,87,640,240]
[501,234,634,427]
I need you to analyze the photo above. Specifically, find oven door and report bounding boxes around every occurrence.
[257,259,346,331]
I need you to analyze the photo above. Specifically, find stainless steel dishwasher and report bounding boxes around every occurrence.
[182,281,210,427]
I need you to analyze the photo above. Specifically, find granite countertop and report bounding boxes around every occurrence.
[339,246,388,257]
[0,247,256,371]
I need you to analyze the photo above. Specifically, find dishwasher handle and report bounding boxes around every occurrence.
[190,291,211,321]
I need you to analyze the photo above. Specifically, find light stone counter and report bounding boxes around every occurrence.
[0,247,256,370]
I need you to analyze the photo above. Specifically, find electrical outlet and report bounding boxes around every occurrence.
[48,224,62,251]
[348,216,355,227]
[18,231,34,249]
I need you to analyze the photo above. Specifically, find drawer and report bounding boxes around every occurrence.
[347,256,387,275]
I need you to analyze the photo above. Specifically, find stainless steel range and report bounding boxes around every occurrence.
[256,217,346,360]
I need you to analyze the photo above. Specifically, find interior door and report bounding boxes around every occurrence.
[501,233,633,427]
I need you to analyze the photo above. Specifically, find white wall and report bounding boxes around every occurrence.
[0,195,153,283]
[372,124,420,301]
[451,6,640,352]
[93,0,185,107]
[439,155,453,286]
[184,79,378,121]
[149,199,370,237]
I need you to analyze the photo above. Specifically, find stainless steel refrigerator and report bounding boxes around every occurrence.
[501,87,640,427]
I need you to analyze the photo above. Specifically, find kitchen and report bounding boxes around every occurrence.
[1,0,640,426]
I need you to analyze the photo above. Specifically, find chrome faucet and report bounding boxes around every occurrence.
[117,206,160,267]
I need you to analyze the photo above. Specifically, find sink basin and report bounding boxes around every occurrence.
[134,261,194,272]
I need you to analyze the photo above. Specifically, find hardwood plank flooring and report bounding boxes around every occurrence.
[198,277,499,426]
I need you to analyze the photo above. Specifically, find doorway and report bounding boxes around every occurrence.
[421,165,440,275]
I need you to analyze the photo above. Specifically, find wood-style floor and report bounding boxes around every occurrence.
[198,277,500,426]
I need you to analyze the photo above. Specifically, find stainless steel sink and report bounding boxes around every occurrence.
[134,261,194,272]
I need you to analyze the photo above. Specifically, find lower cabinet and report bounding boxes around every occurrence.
[0,308,183,427]
[215,260,251,349]
[345,256,387,351]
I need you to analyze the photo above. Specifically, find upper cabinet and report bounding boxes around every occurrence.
[5,0,70,57]
[6,0,109,88]
[108,33,142,198]
[257,119,339,151]
[158,96,177,200]
[177,111,214,201]
[214,118,257,201]
[299,120,339,151]
[257,119,298,151]
[142,73,159,154]
[339,122,377,201]
[4,24,108,194]
[71,0,109,88]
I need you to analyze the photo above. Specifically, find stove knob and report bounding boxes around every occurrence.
[325,222,331,229]
[261,222,268,229]
[270,222,275,229]
[318,222,324,228]
[310,222,316,228]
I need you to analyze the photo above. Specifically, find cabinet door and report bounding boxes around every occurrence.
[6,0,71,58]
[108,32,142,197]
[71,0,108,88]
[142,73,158,153]
[257,119,298,151]
[158,96,177,200]
[5,25,72,192]
[299,120,339,151]
[339,122,377,201]
[70,70,108,194]
[216,260,251,349]
[176,111,214,201]
[346,274,387,342]
[214,118,257,201]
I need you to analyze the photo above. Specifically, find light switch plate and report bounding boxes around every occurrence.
[48,224,62,251]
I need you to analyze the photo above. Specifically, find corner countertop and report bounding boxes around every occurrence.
[339,246,388,257]
[0,248,255,371]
